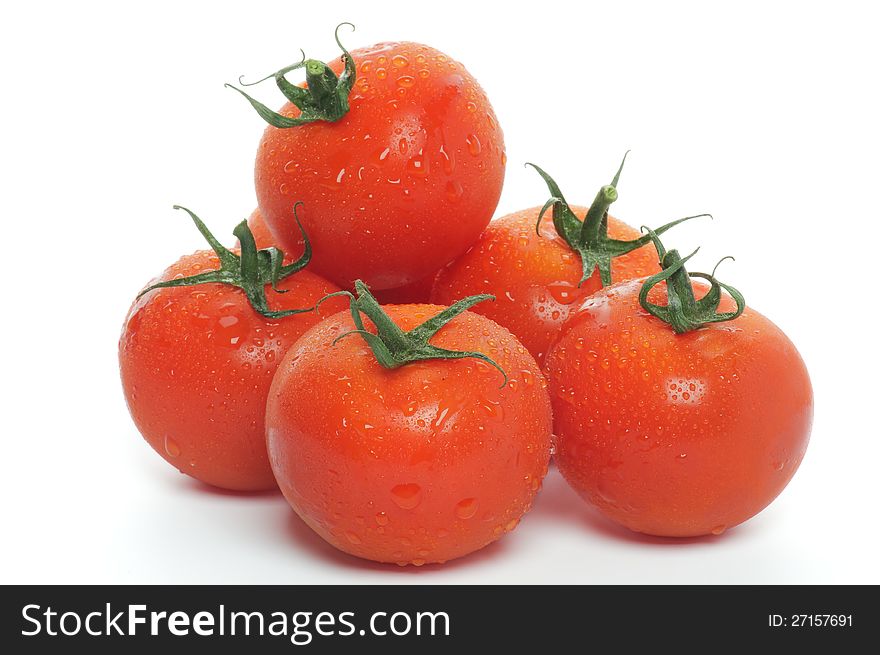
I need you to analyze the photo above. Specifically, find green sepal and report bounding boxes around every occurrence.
[137,203,315,319]
[226,23,357,128]
[638,228,746,334]
[327,281,508,387]
[527,153,709,287]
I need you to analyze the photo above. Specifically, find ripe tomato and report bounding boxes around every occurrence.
[432,205,660,365]
[266,291,552,565]
[120,210,347,491]
[545,244,812,537]
[240,36,505,290]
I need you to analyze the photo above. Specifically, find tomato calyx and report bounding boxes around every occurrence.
[527,153,708,288]
[138,203,315,319]
[638,228,746,333]
[226,23,357,128]
[321,281,509,387]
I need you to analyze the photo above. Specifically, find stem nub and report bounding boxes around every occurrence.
[527,153,708,288]
[638,228,746,333]
[226,23,357,128]
[327,281,508,387]
[137,203,315,319]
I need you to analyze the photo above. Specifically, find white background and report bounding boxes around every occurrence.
[2,0,878,584]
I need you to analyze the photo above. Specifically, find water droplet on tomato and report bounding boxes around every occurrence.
[505,518,519,532]
[455,498,478,519]
[417,68,430,78]
[392,54,408,68]
[445,180,463,201]
[411,558,426,567]
[396,75,415,88]
[164,436,181,458]
[375,512,389,526]
[375,67,387,80]
[711,525,727,535]
[344,531,362,545]
[390,484,422,510]
[465,134,482,156]
[547,282,577,305]
[466,101,477,112]
[439,145,455,174]
[773,461,785,471]
[283,160,297,173]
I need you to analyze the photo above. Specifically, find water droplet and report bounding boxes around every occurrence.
[505,518,519,532]
[417,68,430,78]
[501,151,508,166]
[547,282,577,305]
[164,436,181,458]
[392,54,408,68]
[711,525,727,535]
[466,101,477,112]
[445,180,463,201]
[465,134,482,156]
[283,160,297,173]
[455,497,478,519]
[279,182,289,195]
[411,559,426,567]
[439,145,455,175]
[375,67,387,80]
[375,512,389,526]
[344,531,362,545]
[773,461,785,471]
[390,483,422,510]
[396,75,415,88]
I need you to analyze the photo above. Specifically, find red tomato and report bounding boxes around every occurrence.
[247,39,505,290]
[120,250,346,491]
[266,303,552,565]
[546,274,813,537]
[432,206,660,365]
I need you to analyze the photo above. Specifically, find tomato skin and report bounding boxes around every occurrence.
[546,279,813,537]
[431,206,660,365]
[119,250,346,491]
[256,41,505,290]
[266,305,552,565]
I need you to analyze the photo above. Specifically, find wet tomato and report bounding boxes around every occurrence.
[546,238,813,537]
[245,37,505,290]
[266,291,552,565]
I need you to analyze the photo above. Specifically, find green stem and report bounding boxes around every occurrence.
[527,153,708,287]
[137,203,315,319]
[328,281,508,387]
[638,228,746,333]
[226,23,357,128]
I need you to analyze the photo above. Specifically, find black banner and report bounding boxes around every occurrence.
[1,586,869,652]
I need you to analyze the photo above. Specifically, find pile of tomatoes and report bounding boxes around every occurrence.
[119,26,813,566]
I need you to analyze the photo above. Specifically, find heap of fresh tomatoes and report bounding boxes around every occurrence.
[120,25,812,566]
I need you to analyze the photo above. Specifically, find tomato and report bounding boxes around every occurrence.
[545,237,813,537]
[235,32,505,290]
[432,205,660,365]
[372,271,437,305]
[119,208,347,491]
[266,286,552,565]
